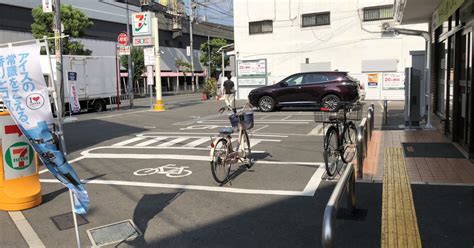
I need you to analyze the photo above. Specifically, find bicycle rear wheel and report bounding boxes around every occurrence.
[241,131,253,168]
[342,122,357,163]
[324,126,340,177]
[211,138,231,183]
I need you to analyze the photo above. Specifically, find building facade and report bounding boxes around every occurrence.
[396,0,473,157]
[233,0,427,100]
[0,0,233,92]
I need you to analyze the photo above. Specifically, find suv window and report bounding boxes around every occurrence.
[303,73,329,84]
[326,74,345,81]
[285,74,304,86]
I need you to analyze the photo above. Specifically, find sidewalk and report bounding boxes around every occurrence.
[362,129,474,184]
[359,127,474,247]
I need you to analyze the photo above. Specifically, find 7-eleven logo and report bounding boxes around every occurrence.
[5,142,34,170]
[132,12,150,35]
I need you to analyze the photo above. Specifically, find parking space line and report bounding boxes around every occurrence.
[199,120,311,124]
[112,137,146,146]
[182,137,210,147]
[258,115,269,120]
[307,124,324,136]
[39,156,86,174]
[302,167,326,196]
[281,115,292,120]
[252,125,268,133]
[133,137,168,147]
[8,211,45,248]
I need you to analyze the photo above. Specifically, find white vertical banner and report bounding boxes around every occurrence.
[0,43,89,214]
[67,72,81,113]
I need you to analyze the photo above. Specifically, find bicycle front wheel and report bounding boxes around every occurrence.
[342,122,357,163]
[241,131,253,168]
[324,126,340,177]
[211,138,231,183]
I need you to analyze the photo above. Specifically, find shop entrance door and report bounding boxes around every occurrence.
[456,28,472,148]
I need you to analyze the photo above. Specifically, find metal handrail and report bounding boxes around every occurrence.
[367,104,375,141]
[322,163,356,248]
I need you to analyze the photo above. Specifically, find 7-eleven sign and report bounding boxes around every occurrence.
[132,12,152,36]
[5,142,34,170]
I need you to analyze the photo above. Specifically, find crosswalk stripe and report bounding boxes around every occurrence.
[183,137,210,147]
[112,137,146,146]
[157,137,190,147]
[133,137,168,147]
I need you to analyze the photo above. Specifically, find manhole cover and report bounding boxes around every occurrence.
[51,212,89,231]
[87,220,142,247]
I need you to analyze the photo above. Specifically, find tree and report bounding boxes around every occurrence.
[175,59,191,91]
[121,47,145,85]
[199,38,229,78]
[31,5,93,55]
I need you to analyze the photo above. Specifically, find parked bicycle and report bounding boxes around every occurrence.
[318,102,362,177]
[209,103,254,183]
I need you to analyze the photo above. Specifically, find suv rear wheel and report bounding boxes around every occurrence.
[258,96,275,112]
[322,94,340,111]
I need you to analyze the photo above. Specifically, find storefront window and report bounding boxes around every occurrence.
[437,40,447,116]
[447,37,455,135]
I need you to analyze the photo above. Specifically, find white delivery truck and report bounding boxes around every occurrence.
[40,55,120,112]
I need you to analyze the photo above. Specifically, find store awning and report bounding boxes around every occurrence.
[395,0,442,24]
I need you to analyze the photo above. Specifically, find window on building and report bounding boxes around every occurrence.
[249,20,273,35]
[302,12,330,27]
[363,5,393,21]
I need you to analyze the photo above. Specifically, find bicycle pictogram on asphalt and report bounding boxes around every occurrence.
[133,164,192,178]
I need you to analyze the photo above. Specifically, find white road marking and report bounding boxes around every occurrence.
[258,115,269,120]
[252,125,268,133]
[137,132,289,138]
[112,137,146,146]
[80,148,321,167]
[157,137,187,147]
[8,211,46,248]
[307,124,324,136]
[39,156,86,174]
[281,115,292,120]
[378,101,384,109]
[202,120,311,124]
[133,137,168,147]
[183,137,210,147]
[250,140,261,148]
[39,178,317,197]
[302,167,326,196]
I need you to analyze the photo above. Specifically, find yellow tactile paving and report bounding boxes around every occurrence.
[381,148,422,248]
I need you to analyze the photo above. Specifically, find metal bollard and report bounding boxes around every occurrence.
[356,125,363,179]
[383,100,388,125]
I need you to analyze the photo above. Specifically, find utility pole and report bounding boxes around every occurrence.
[189,0,196,92]
[207,34,211,79]
[152,13,165,111]
[53,0,64,119]
[126,0,134,108]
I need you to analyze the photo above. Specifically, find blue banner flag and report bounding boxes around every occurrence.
[0,43,89,214]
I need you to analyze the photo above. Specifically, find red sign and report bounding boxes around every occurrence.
[5,125,23,137]
[117,32,129,46]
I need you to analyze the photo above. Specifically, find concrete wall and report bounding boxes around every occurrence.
[233,0,428,100]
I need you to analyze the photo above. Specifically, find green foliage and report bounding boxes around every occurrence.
[31,5,93,55]
[120,47,145,83]
[199,38,229,77]
[175,59,191,77]
[203,78,218,98]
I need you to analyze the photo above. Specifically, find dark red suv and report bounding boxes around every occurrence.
[248,71,360,112]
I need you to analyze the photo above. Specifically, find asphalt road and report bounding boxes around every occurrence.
[2,94,471,248]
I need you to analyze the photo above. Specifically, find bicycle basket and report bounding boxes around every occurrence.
[314,102,364,123]
[229,114,239,129]
[243,112,254,130]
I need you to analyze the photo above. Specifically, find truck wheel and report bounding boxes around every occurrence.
[93,100,106,112]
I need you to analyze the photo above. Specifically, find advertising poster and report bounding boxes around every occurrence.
[0,43,89,214]
[67,72,81,113]
[383,73,405,90]
[368,73,379,88]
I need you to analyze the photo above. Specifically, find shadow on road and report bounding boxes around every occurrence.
[62,119,147,153]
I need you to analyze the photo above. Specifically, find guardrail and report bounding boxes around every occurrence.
[367,104,374,141]
[321,163,356,248]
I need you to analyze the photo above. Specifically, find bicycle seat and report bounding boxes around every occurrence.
[219,127,234,135]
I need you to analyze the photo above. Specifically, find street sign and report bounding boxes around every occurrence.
[0,115,35,180]
[118,46,130,56]
[133,36,153,46]
[117,32,129,46]
[147,66,154,86]
[42,0,53,13]
[132,12,152,36]
[144,47,155,66]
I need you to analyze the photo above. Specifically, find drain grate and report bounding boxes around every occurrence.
[87,220,142,247]
[51,212,89,231]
